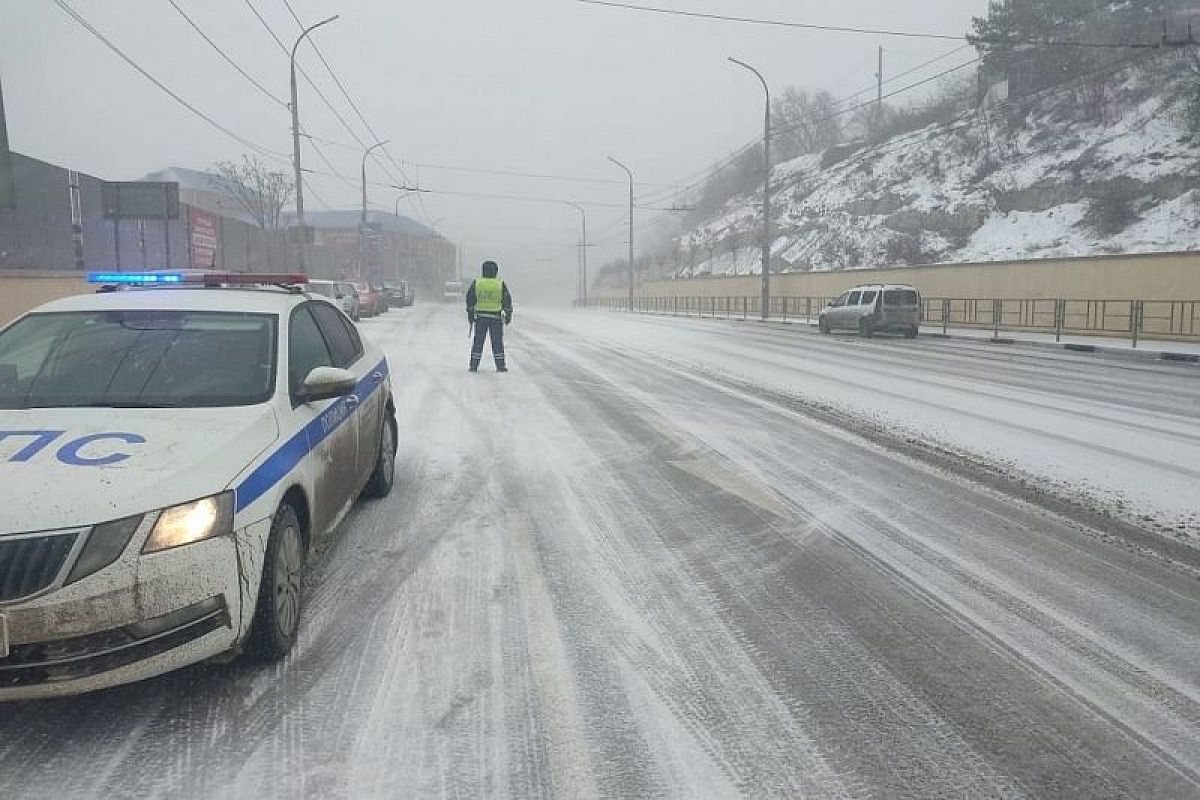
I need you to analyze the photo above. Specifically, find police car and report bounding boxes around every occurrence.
[0,271,397,700]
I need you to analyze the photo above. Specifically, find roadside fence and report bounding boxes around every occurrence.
[595,296,1200,346]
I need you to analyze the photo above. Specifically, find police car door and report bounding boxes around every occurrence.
[307,303,382,487]
[288,303,360,535]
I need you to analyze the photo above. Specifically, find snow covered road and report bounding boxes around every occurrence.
[2,304,1198,799]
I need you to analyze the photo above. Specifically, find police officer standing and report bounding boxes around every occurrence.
[466,260,513,372]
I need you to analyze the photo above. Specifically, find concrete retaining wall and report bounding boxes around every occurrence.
[0,272,89,326]
[627,251,1200,301]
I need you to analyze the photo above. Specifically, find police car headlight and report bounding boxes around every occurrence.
[143,492,234,554]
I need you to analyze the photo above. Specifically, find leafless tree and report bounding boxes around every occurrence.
[214,155,293,229]
[772,88,844,161]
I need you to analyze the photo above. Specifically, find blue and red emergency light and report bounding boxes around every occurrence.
[87,271,308,286]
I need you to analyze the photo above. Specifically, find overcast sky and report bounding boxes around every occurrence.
[1,0,989,302]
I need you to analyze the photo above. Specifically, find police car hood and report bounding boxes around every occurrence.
[0,406,280,533]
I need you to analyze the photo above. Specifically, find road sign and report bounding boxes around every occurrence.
[101,182,180,220]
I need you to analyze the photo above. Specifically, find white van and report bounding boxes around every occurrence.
[819,284,921,338]
[443,281,464,303]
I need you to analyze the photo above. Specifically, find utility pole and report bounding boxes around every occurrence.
[360,140,389,282]
[289,15,337,272]
[607,157,634,310]
[729,58,772,320]
[877,46,884,109]
[564,201,588,307]
[876,45,884,133]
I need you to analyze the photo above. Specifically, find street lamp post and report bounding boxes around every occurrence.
[290,15,338,271]
[729,57,772,320]
[607,156,634,311]
[564,201,588,308]
[360,139,390,281]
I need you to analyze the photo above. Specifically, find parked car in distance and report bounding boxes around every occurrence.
[383,281,413,308]
[306,279,361,321]
[819,284,921,338]
[353,283,383,318]
[443,281,464,303]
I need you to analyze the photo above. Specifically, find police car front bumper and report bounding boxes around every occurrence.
[0,520,270,701]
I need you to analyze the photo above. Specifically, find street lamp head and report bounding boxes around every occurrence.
[292,15,339,60]
[363,140,391,165]
[607,156,633,182]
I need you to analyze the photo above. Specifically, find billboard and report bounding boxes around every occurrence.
[189,207,219,268]
[101,181,180,220]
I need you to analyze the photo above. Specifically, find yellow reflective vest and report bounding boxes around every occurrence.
[474,277,504,313]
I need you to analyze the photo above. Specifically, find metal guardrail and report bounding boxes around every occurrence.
[596,296,1200,347]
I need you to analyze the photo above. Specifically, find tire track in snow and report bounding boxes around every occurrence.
[532,321,1200,797]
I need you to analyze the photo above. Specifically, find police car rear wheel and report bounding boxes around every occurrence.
[363,417,397,499]
[247,504,305,661]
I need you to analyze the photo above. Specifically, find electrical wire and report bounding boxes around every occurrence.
[577,0,1189,49]
[635,56,981,209]
[397,160,679,188]
[166,0,289,110]
[364,182,699,214]
[298,133,681,189]
[577,0,965,41]
[244,0,432,223]
[277,0,414,190]
[242,0,369,150]
[51,0,289,162]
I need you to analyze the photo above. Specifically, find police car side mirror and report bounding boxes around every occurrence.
[299,366,357,403]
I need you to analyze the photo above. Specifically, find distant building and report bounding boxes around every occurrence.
[141,167,239,221]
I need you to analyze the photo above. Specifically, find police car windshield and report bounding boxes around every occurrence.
[0,310,276,409]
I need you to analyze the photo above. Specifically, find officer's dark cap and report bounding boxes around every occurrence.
[481,260,499,277]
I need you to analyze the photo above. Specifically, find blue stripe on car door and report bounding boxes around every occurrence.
[234,359,389,513]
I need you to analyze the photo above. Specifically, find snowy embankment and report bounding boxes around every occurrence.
[532,309,1200,547]
[678,55,1200,277]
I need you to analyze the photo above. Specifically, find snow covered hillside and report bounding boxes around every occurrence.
[675,53,1200,278]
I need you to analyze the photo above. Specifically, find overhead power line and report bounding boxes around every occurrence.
[577,0,964,41]
[404,160,679,188]
[307,139,360,191]
[51,0,288,162]
[277,0,413,188]
[165,0,288,110]
[638,48,978,208]
[365,183,688,212]
[577,0,1196,49]
[841,44,972,104]
[242,0,368,150]
[243,0,430,222]
[773,57,981,139]
[296,133,680,189]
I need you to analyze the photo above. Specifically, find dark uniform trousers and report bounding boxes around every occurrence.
[471,314,506,370]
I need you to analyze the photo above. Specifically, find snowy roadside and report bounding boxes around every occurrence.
[528,309,1200,553]
[621,308,1200,360]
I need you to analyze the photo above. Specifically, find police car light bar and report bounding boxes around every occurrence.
[87,272,184,285]
[87,271,308,286]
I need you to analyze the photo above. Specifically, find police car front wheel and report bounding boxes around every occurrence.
[246,503,306,661]
[363,417,397,499]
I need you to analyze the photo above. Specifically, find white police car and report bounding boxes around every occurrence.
[0,271,397,699]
